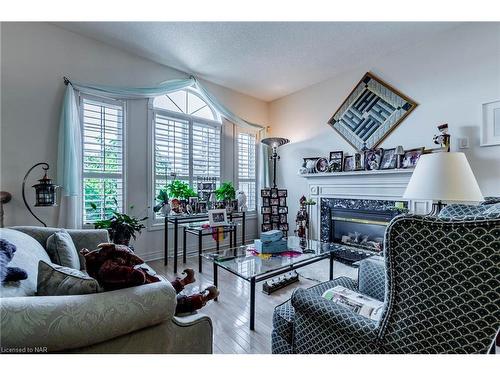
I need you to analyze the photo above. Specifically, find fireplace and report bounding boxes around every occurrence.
[321,198,408,255]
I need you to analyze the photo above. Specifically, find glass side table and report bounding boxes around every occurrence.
[181,222,239,273]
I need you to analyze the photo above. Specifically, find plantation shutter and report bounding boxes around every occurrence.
[81,97,125,223]
[237,132,257,211]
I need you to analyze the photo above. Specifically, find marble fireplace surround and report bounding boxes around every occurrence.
[300,169,432,241]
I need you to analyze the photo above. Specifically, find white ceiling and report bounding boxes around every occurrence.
[55,22,461,102]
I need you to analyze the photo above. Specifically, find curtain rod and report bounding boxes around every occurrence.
[63,76,71,86]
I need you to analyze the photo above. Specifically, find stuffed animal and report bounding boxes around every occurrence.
[80,243,160,290]
[0,239,28,282]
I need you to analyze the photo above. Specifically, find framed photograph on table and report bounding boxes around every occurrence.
[401,147,424,168]
[208,209,228,227]
[481,99,500,146]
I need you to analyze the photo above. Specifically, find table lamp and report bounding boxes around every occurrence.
[403,152,483,215]
[261,137,290,188]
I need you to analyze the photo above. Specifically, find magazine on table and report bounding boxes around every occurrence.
[322,285,384,321]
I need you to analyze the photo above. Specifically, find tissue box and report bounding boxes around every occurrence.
[260,230,283,243]
[254,238,288,254]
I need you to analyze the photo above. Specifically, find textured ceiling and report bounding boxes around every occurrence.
[54,22,460,101]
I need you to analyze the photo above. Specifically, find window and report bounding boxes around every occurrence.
[81,96,125,223]
[237,132,257,211]
[151,89,221,219]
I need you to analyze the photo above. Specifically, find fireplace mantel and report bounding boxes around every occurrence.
[300,168,432,240]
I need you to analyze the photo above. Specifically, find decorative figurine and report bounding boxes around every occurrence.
[237,190,248,212]
[432,123,451,152]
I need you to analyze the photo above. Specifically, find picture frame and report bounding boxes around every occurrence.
[270,198,279,206]
[279,214,288,224]
[278,206,288,214]
[364,149,383,171]
[261,206,271,214]
[354,152,365,170]
[270,188,278,198]
[303,157,320,173]
[262,224,272,232]
[262,198,270,206]
[208,209,228,227]
[279,197,286,206]
[197,201,207,213]
[380,148,397,170]
[279,223,289,231]
[272,223,279,230]
[263,214,271,224]
[327,72,418,151]
[271,214,280,223]
[261,189,271,197]
[272,206,279,215]
[401,147,424,168]
[481,99,500,146]
[315,157,329,173]
[329,151,343,172]
[343,155,355,172]
[278,190,287,197]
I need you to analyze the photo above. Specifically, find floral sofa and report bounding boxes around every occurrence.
[0,226,213,353]
[272,203,500,354]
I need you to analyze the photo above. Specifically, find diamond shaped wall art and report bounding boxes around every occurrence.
[327,72,417,151]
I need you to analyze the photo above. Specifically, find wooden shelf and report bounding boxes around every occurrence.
[298,169,414,178]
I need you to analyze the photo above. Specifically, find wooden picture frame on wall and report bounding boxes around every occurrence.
[327,72,418,151]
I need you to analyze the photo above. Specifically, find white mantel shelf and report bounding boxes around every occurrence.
[299,169,414,178]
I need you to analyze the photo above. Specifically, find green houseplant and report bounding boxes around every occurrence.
[153,189,170,213]
[91,203,147,246]
[215,181,236,202]
[166,180,197,200]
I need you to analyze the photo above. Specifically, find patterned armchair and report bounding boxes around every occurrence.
[272,203,500,354]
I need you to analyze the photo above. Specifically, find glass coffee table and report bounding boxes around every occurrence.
[203,236,336,330]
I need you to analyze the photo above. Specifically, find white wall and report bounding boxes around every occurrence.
[269,23,500,219]
[0,22,268,260]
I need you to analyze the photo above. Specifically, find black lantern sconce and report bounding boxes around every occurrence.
[22,162,59,227]
[261,137,290,188]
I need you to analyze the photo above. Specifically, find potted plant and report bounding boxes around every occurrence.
[215,181,236,207]
[91,203,147,246]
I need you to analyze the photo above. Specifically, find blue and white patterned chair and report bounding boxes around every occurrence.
[272,203,500,354]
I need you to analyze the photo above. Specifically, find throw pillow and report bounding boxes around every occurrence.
[36,260,100,296]
[46,231,80,269]
[0,238,28,282]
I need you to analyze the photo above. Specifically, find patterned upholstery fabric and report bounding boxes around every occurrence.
[272,204,500,354]
[271,329,293,354]
[358,256,385,301]
[273,277,357,347]
[379,214,499,354]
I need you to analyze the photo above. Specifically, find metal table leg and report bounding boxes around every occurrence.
[250,277,256,330]
[213,262,218,302]
[164,218,169,266]
[182,227,187,265]
[198,229,203,273]
[173,219,179,273]
[242,212,246,245]
[329,253,334,280]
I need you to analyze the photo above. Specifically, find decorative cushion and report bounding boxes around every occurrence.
[36,260,100,296]
[273,276,357,345]
[46,231,80,269]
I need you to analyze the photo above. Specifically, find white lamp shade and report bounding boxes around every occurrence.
[403,152,483,202]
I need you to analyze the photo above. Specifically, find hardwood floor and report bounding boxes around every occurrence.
[149,255,357,354]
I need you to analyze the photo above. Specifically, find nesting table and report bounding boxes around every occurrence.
[164,211,246,273]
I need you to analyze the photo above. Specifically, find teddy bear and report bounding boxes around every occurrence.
[80,243,160,291]
[0,239,28,283]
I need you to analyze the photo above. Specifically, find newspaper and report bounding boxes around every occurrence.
[322,286,384,321]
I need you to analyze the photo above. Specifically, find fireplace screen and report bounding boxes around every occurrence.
[331,208,394,252]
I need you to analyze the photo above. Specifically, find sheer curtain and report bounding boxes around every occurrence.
[56,76,263,228]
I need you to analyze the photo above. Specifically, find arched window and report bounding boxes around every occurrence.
[152,88,220,122]
[150,88,222,218]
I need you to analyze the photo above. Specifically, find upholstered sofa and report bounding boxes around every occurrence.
[0,226,213,354]
[272,203,500,354]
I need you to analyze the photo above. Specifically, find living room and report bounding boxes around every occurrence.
[1,1,499,371]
